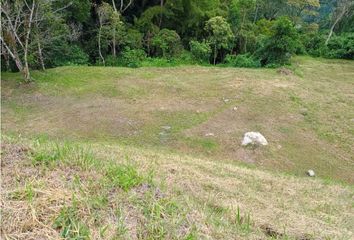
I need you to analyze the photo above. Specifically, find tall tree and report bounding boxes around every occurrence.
[1,0,70,80]
[325,0,354,45]
[1,0,36,81]
[205,16,234,64]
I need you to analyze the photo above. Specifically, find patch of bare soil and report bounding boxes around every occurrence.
[277,67,294,76]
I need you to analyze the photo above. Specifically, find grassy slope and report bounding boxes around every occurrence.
[2,136,353,240]
[2,57,354,183]
[1,57,354,239]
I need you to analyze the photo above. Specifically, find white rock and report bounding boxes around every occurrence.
[307,170,315,177]
[205,133,215,137]
[223,98,230,103]
[233,107,238,111]
[161,125,171,131]
[242,132,268,146]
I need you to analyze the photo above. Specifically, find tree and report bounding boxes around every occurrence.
[325,0,354,45]
[204,16,234,64]
[1,0,36,81]
[1,0,71,81]
[97,2,125,64]
[112,0,134,13]
[257,17,300,65]
[152,29,182,58]
[189,40,212,63]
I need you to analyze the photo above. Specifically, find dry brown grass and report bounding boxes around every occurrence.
[1,57,354,239]
[2,136,352,239]
[2,57,354,182]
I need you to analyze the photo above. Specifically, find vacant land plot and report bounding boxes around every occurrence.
[2,57,354,183]
[2,57,354,239]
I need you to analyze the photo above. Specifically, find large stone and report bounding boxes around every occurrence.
[307,170,315,177]
[242,132,268,146]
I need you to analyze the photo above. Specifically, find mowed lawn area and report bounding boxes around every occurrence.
[2,57,354,183]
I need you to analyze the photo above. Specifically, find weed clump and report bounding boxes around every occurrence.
[105,164,143,191]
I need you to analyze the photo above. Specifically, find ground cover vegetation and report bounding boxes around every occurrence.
[1,0,354,81]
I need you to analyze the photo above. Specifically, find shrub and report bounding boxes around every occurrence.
[106,48,146,68]
[303,33,327,57]
[141,52,195,67]
[325,32,354,60]
[120,48,146,67]
[51,44,89,66]
[152,29,182,58]
[224,54,260,68]
[189,40,212,63]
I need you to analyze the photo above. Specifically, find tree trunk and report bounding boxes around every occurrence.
[213,45,217,65]
[37,39,45,70]
[13,49,24,74]
[244,36,247,53]
[3,48,11,70]
[1,37,24,74]
[159,0,164,27]
[325,4,349,45]
[23,1,36,82]
[98,25,105,65]
[253,3,259,23]
[112,28,116,57]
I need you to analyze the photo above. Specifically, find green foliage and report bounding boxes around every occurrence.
[204,16,234,64]
[56,0,91,22]
[1,0,352,76]
[106,48,147,68]
[50,44,89,67]
[105,164,143,191]
[31,142,97,170]
[125,29,144,49]
[302,27,326,57]
[235,206,252,233]
[152,29,182,58]
[120,48,147,68]
[325,32,354,60]
[257,17,301,66]
[53,204,90,239]
[189,40,212,63]
[224,54,261,68]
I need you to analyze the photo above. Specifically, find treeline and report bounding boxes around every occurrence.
[1,0,354,81]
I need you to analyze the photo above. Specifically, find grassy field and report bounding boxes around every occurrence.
[2,57,354,183]
[1,57,354,239]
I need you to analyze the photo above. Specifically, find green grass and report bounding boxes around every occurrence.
[2,135,354,239]
[2,57,354,183]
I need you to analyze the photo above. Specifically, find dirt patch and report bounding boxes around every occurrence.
[133,183,165,200]
[277,67,293,76]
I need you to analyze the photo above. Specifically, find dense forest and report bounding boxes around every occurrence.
[1,0,354,81]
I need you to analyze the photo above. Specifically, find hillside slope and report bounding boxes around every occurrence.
[2,57,354,183]
[1,136,353,240]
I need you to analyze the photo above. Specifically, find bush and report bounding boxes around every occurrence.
[121,48,146,67]
[224,54,261,68]
[51,44,89,67]
[141,53,195,67]
[303,33,327,57]
[152,29,182,58]
[106,48,146,68]
[189,40,212,63]
[325,33,354,60]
